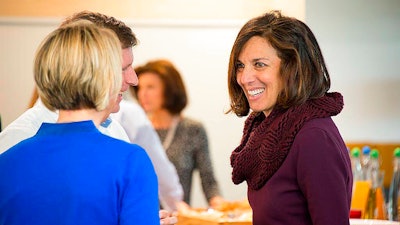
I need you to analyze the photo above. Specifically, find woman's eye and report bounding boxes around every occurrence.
[235,62,244,71]
[255,61,266,68]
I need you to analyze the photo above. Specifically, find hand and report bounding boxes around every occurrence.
[159,209,177,225]
[209,196,225,209]
[176,201,190,213]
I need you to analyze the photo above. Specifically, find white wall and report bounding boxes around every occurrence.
[306,0,400,142]
[0,19,58,128]
[0,0,399,208]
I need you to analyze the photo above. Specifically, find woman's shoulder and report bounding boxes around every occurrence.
[293,117,347,157]
[102,137,155,167]
[178,117,208,138]
[107,135,143,147]
[299,117,339,135]
[180,117,205,130]
[100,134,147,155]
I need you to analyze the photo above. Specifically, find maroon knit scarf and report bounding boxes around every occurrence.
[231,92,344,190]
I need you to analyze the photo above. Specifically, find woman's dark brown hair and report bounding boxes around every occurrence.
[227,10,330,117]
[131,59,188,115]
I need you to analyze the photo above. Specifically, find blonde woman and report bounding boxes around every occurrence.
[0,21,159,225]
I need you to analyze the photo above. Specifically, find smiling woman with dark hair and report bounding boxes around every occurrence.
[227,11,352,225]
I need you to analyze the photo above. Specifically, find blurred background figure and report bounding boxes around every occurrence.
[131,59,225,208]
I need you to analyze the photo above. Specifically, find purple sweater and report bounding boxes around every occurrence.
[248,117,352,225]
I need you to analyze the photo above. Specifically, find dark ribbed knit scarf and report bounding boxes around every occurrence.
[231,92,344,190]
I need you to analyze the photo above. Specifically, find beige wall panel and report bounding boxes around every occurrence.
[0,0,137,18]
[0,0,305,20]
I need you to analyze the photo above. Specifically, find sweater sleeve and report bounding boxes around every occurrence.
[295,126,351,225]
[193,123,221,202]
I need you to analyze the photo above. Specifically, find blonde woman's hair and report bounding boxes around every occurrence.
[34,20,122,111]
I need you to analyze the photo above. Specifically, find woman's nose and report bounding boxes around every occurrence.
[238,67,255,84]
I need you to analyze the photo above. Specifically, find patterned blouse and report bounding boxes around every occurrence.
[156,117,221,205]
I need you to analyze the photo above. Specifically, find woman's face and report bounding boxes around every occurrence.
[236,36,283,117]
[137,72,165,114]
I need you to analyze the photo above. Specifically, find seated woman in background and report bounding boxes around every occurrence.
[131,59,224,208]
[0,21,159,225]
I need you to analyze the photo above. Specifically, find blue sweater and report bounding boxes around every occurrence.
[0,121,159,225]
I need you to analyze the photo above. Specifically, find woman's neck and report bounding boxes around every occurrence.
[148,109,179,130]
[57,108,108,127]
